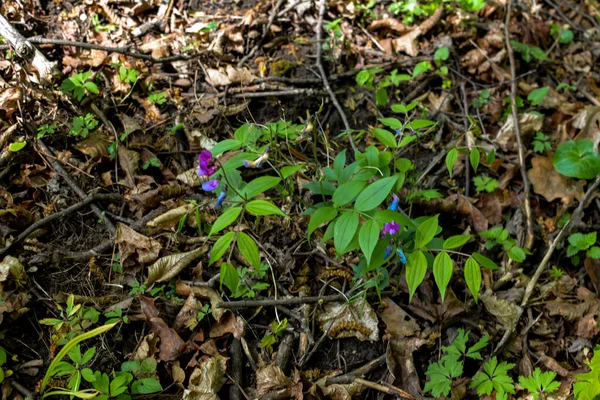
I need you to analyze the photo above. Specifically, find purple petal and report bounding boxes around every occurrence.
[383,221,401,236]
[202,180,219,192]
[199,150,213,163]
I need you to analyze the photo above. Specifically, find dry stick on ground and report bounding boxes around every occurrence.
[0,193,122,257]
[228,338,243,400]
[492,174,600,355]
[354,378,423,400]
[0,13,58,81]
[315,0,358,153]
[325,354,386,385]
[504,1,535,252]
[217,290,394,309]
[36,139,116,237]
[237,0,286,68]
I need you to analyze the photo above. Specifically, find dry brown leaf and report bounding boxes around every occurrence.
[176,281,227,321]
[145,246,208,286]
[0,256,26,283]
[368,18,409,33]
[584,257,600,295]
[480,290,522,331]
[118,148,140,188]
[256,363,290,397]
[139,297,187,361]
[392,7,442,56]
[116,223,162,267]
[205,68,231,86]
[0,86,23,117]
[379,297,419,340]
[183,355,227,400]
[177,169,207,187]
[386,338,428,395]
[496,113,543,151]
[527,156,585,204]
[173,294,204,331]
[321,381,364,400]
[146,203,196,230]
[316,297,379,341]
[452,194,489,232]
[226,65,257,85]
[74,130,111,159]
[208,311,245,339]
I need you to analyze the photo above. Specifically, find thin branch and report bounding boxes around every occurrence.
[23,37,205,64]
[315,0,357,152]
[237,0,286,68]
[0,193,122,256]
[504,1,535,251]
[216,290,394,309]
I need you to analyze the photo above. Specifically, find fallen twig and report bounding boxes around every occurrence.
[354,378,422,400]
[325,354,386,385]
[0,193,122,257]
[237,0,286,68]
[315,0,357,152]
[217,290,394,309]
[504,0,535,252]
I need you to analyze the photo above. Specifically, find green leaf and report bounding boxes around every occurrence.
[354,176,399,212]
[209,232,235,265]
[243,176,281,199]
[84,81,99,94]
[245,200,286,216]
[391,102,418,113]
[424,355,463,397]
[359,220,380,265]
[131,378,163,395]
[415,214,439,249]
[334,211,359,254]
[519,368,560,399]
[467,335,489,360]
[333,180,367,208]
[8,141,26,152]
[333,150,347,179]
[470,148,480,173]
[375,87,388,106]
[587,246,600,259]
[406,250,428,302]
[281,165,304,179]
[433,252,453,301]
[379,118,403,130]
[434,46,449,66]
[472,252,499,270]
[508,246,526,262]
[211,139,243,156]
[237,232,260,268]
[528,87,549,106]
[220,262,239,293]
[121,360,141,373]
[446,148,458,178]
[413,61,432,78]
[408,119,436,130]
[308,207,338,239]
[209,207,242,235]
[443,235,471,250]
[372,128,397,148]
[554,140,600,180]
[140,358,157,374]
[464,257,481,303]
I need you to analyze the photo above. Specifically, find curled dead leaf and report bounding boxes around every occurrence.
[116,223,162,267]
[480,290,522,331]
[527,156,585,204]
[496,113,543,152]
[183,355,227,400]
[145,246,208,286]
[146,203,196,230]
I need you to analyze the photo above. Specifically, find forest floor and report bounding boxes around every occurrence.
[1,0,600,399]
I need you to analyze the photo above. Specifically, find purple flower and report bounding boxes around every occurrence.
[197,150,217,177]
[202,179,219,192]
[388,193,399,211]
[216,188,227,207]
[381,221,401,236]
[397,248,407,265]
[384,245,394,260]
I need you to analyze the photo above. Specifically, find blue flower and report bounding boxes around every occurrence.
[388,193,399,211]
[384,245,394,259]
[202,180,219,192]
[216,188,227,207]
[397,248,407,265]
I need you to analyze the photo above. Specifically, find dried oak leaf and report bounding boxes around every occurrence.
[496,113,543,152]
[480,290,522,331]
[118,147,140,188]
[209,310,245,339]
[317,297,379,341]
[448,194,489,232]
[145,246,208,286]
[74,130,111,159]
[140,296,187,362]
[379,297,420,340]
[173,294,204,331]
[176,280,227,321]
[183,355,227,400]
[527,156,585,204]
[116,223,162,267]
